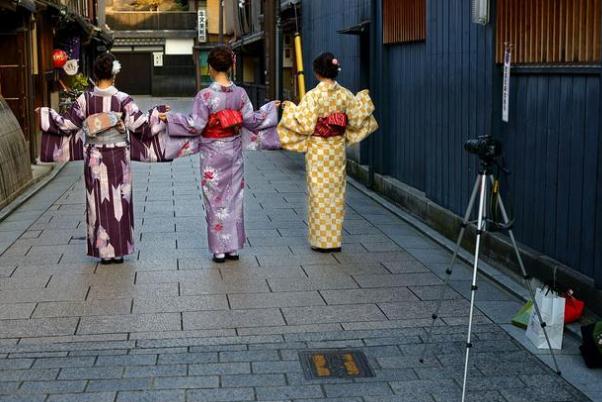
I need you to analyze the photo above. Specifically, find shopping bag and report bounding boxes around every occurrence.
[511,300,533,329]
[526,287,565,350]
[563,290,585,324]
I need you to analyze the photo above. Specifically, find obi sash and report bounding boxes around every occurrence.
[83,112,127,145]
[202,109,244,139]
[313,112,348,138]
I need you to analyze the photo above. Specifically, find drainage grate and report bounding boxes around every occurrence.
[299,350,374,379]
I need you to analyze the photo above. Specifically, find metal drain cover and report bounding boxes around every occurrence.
[299,350,374,379]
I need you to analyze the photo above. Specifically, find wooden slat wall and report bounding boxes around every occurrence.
[496,0,602,64]
[383,0,426,44]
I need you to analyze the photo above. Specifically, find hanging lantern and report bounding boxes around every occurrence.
[63,59,79,76]
[52,49,69,69]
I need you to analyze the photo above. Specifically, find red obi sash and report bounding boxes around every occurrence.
[313,112,348,138]
[202,109,244,139]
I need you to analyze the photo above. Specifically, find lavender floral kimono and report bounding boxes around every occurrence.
[167,82,280,254]
[38,86,181,259]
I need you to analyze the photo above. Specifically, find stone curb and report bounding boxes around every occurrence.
[0,162,67,223]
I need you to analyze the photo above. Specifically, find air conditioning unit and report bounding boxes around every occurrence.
[472,0,490,25]
[197,9,207,43]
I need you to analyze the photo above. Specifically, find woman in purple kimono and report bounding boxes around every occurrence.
[164,46,280,262]
[37,53,165,264]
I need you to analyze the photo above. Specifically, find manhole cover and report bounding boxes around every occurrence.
[299,350,374,379]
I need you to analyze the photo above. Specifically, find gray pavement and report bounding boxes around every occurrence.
[0,97,598,401]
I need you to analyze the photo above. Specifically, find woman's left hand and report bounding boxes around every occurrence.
[158,113,168,122]
[273,100,282,108]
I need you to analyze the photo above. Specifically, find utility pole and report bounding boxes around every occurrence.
[264,0,277,100]
[218,0,224,44]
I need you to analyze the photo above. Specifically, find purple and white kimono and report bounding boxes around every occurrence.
[38,86,167,259]
[167,82,280,254]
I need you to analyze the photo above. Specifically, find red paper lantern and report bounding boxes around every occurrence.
[52,49,68,69]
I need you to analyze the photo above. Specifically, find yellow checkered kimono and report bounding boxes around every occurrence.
[277,81,378,249]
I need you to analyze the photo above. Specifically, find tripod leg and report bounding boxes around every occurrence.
[488,176,562,375]
[419,176,481,363]
[461,173,488,402]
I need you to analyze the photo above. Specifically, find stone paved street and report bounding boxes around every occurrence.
[0,98,595,401]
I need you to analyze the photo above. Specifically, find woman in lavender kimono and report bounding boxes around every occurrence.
[37,53,164,264]
[163,46,280,263]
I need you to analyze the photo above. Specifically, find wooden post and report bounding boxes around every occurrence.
[264,0,277,100]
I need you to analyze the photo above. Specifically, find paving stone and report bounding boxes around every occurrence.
[320,288,419,304]
[59,367,124,380]
[87,378,153,392]
[324,382,394,398]
[0,288,87,304]
[180,278,270,295]
[0,303,36,320]
[228,291,325,309]
[87,283,178,300]
[96,354,157,367]
[123,364,187,378]
[237,323,342,336]
[183,309,284,330]
[132,295,228,314]
[33,356,95,369]
[354,273,442,288]
[0,368,59,381]
[268,275,358,291]
[78,313,181,335]
[116,390,185,402]
[221,373,286,387]
[153,375,219,389]
[189,362,251,375]
[0,382,19,393]
[251,360,303,374]
[281,304,386,325]
[46,392,116,402]
[219,350,280,362]
[187,387,255,402]
[157,352,217,365]
[256,385,323,400]
[129,329,236,341]
[33,299,132,318]
[19,380,87,393]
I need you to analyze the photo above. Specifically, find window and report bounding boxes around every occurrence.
[383,0,426,44]
[496,0,601,65]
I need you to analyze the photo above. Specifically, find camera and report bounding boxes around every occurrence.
[464,135,502,162]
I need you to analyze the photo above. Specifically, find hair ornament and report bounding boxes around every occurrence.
[332,58,339,65]
[112,60,122,76]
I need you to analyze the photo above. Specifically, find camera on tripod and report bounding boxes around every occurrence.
[464,134,502,163]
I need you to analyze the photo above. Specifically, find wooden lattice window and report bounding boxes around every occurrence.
[383,0,426,44]
[496,0,602,64]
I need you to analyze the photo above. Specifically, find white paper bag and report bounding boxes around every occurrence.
[526,287,565,350]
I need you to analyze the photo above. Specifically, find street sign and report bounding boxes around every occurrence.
[502,44,512,123]
[153,52,164,67]
[198,9,207,43]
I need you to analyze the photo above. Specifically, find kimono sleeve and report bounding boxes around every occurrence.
[345,90,379,145]
[39,93,86,135]
[38,94,86,162]
[121,96,153,134]
[276,91,319,153]
[240,92,280,150]
[131,105,201,162]
[166,92,209,137]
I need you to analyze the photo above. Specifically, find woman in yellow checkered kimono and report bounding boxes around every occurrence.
[277,52,378,252]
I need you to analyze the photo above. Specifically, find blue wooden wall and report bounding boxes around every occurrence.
[300,0,602,288]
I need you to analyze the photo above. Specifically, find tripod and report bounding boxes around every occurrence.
[419,159,561,402]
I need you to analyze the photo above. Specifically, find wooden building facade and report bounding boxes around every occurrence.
[301,0,602,292]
